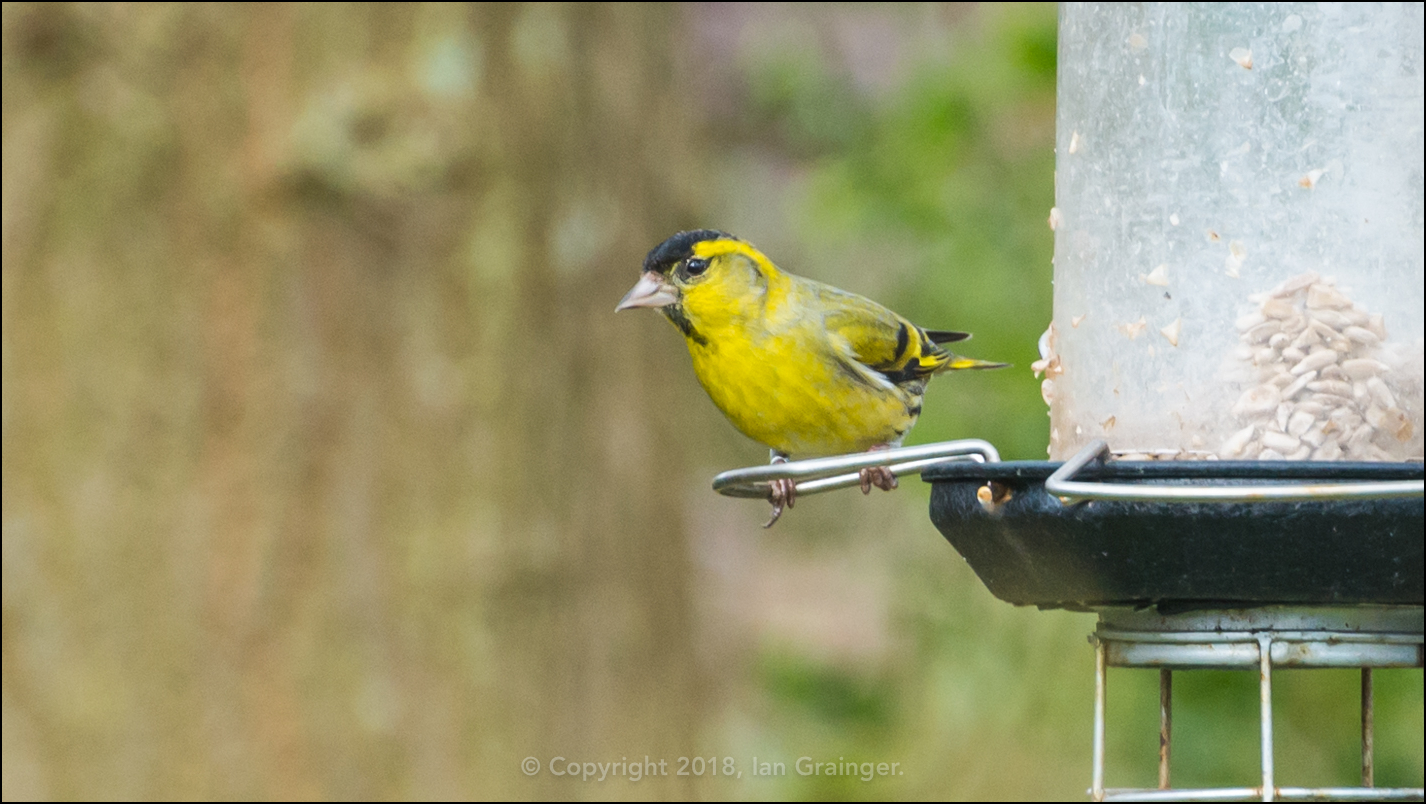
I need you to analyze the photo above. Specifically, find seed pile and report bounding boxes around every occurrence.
[1223,272,1416,461]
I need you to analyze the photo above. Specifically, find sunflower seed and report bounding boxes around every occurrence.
[1346,423,1375,453]
[1306,379,1353,397]
[1261,431,1301,453]
[1340,358,1389,380]
[1281,370,1316,399]
[1262,298,1296,319]
[1271,271,1319,297]
[1309,309,1352,330]
[1366,377,1396,408]
[1233,384,1281,417]
[1343,326,1380,346]
[1246,321,1281,344]
[1319,364,1348,382]
[1307,283,1352,309]
[1329,408,1363,432]
[1292,327,1322,348]
[1287,410,1316,437]
[1308,319,1339,341]
[1312,440,1342,460]
[1300,424,1328,447]
[1364,404,1388,428]
[1292,349,1338,375]
[1276,403,1293,432]
[1221,425,1256,456]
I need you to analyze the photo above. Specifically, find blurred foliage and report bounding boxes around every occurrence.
[2,3,1420,802]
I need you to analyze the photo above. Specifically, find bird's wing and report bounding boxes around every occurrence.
[814,286,950,384]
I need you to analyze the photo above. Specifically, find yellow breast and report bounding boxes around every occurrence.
[681,285,920,457]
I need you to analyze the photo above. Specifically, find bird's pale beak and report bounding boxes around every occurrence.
[615,271,679,311]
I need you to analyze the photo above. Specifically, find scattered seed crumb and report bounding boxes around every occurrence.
[1141,264,1169,286]
[1117,316,1148,340]
[1225,240,1246,277]
[1160,317,1182,347]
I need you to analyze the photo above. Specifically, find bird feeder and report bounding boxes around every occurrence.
[926,4,1425,800]
[1044,3,1424,464]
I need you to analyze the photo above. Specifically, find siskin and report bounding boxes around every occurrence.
[618,230,1006,526]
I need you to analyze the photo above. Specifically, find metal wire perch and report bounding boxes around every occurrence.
[1048,440,1425,505]
[712,439,1001,499]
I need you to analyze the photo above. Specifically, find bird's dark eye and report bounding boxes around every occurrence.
[685,258,709,277]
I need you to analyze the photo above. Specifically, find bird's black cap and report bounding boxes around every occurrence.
[642,229,736,274]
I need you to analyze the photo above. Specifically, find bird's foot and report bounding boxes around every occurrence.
[764,455,796,528]
[859,445,898,494]
[859,466,898,494]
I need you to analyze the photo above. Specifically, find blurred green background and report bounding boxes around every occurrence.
[2,3,1420,800]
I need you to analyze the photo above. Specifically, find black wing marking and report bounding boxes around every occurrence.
[924,330,971,344]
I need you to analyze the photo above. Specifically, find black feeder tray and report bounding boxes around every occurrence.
[922,443,1425,611]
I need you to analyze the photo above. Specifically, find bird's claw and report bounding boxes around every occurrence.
[859,466,898,494]
[762,452,894,526]
[764,477,797,528]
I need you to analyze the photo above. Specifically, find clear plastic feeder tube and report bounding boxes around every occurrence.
[1048,3,1424,462]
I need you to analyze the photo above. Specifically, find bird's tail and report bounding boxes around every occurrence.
[943,356,1011,371]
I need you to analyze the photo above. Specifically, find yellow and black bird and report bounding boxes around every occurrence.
[618,230,1006,526]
